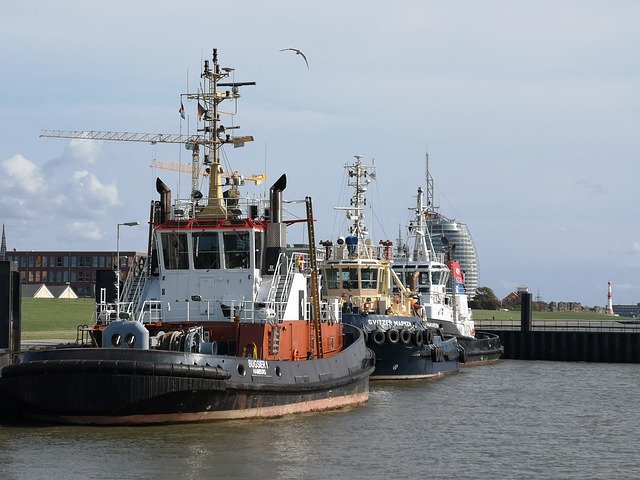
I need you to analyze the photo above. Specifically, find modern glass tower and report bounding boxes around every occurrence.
[425,214,478,298]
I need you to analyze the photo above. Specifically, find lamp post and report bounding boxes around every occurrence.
[116,221,139,319]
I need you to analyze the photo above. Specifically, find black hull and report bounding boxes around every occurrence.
[368,342,458,380]
[342,313,460,380]
[0,326,374,425]
[456,331,503,365]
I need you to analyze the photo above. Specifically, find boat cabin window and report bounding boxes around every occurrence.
[360,268,378,289]
[223,231,250,269]
[325,268,339,289]
[193,232,220,270]
[161,232,189,270]
[341,268,359,290]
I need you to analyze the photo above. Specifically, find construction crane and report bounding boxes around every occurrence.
[40,48,256,219]
[149,160,266,185]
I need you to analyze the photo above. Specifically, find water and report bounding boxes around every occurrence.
[1,360,639,479]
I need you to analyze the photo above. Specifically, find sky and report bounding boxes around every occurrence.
[0,1,638,307]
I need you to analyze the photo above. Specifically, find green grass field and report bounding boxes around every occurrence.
[473,309,613,321]
[21,298,95,340]
[17,299,616,341]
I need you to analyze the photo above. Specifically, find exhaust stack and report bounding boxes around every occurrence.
[264,174,287,274]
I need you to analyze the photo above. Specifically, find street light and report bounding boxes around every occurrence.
[116,221,139,320]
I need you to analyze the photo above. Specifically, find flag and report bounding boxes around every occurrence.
[447,260,465,285]
[197,101,206,121]
[179,102,185,119]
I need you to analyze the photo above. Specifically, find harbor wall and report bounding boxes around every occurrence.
[489,330,640,363]
[0,260,21,417]
[480,293,640,363]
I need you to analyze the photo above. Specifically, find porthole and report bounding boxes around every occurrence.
[125,333,136,348]
[111,333,121,347]
[237,364,246,376]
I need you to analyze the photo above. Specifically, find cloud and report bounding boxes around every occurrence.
[65,221,103,241]
[1,154,47,195]
[0,150,120,243]
[64,170,120,217]
[67,139,101,164]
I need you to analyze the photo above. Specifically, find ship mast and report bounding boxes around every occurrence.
[193,49,255,218]
[334,155,376,258]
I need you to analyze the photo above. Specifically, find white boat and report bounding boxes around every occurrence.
[393,186,502,365]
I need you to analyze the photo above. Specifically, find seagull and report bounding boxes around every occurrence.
[279,48,309,69]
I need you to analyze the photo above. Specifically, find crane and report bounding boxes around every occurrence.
[39,48,256,219]
[149,160,266,185]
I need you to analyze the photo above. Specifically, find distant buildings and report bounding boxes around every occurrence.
[5,250,143,298]
[613,303,640,318]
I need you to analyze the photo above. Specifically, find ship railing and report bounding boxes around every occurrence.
[265,252,286,306]
[137,300,163,324]
[307,298,342,324]
[319,244,393,261]
[120,254,147,300]
[266,252,301,321]
[133,298,295,324]
[474,318,640,333]
[169,196,270,221]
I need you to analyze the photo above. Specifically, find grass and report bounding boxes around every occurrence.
[20,298,95,340]
[473,309,615,321]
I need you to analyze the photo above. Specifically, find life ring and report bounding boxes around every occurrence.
[413,330,423,347]
[387,328,400,344]
[372,329,385,345]
[400,328,412,345]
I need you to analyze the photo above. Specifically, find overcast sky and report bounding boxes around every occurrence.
[1,1,638,307]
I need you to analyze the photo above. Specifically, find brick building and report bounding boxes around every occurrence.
[5,250,144,298]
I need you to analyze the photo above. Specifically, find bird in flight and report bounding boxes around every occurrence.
[279,48,309,69]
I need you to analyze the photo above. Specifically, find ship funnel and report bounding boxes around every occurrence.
[155,178,172,222]
[269,174,287,223]
[264,174,287,274]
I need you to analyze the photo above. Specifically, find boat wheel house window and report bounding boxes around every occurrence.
[325,269,339,290]
[341,268,359,290]
[360,268,378,290]
[224,231,250,269]
[193,232,221,270]
[161,232,189,269]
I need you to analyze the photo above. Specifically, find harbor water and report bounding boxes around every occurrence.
[1,360,639,479]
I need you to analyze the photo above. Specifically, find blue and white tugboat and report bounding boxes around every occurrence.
[0,49,374,425]
[318,156,459,380]
[393,186,503,365]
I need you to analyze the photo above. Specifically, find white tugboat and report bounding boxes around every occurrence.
[393,166,502,365]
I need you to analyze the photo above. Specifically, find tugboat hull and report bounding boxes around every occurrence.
[0,329,374,425]
[368,342,458,380]
[456,331,504,366]
[343,314,459,380]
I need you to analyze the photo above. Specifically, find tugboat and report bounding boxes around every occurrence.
[393,185,503,365]
[0,49,374,425]
[318,156,459,380]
